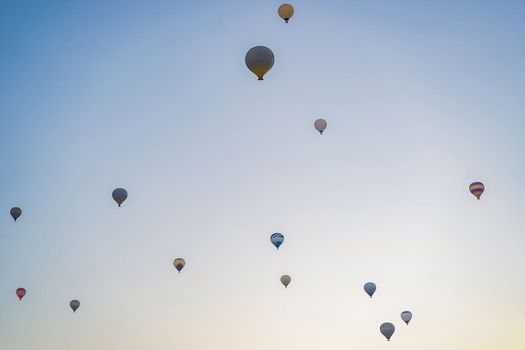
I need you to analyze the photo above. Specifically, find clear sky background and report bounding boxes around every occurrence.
[1,1,525,349]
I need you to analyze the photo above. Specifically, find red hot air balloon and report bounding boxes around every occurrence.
[16,288,26,300]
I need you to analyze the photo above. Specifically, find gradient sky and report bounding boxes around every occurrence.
[1,1,525,349]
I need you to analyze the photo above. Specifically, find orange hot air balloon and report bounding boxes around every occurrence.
[278,4,294,23]
[16,288,26,300]
[469,182,485,200]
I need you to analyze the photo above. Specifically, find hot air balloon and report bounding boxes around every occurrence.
[245,46,274,80]
[70,300,80,313]
[16,288,26,301]
[10,207,22,221]
[469,182,485,200]
[364,282,376,298]
[280,275,291,288]
[278,4,294,23]
[270,233,285,250]
[401,311,412,325]
[314,119,327,134]
[380,322,395,341]
[112,188,128,207]
[173,258,186,273]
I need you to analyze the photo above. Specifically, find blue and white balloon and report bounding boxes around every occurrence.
[380,322,395,341]
[270,232,285,250]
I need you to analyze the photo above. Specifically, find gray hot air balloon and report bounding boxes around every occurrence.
[401,311,412,325]
[70,300,80,313]
[10,207,22,221]
[280,275,291,288]
[380,322,395,341]
[245,46,274,80]
[364,282,376,298]
[314,118,327,134]
[112,188,128,207]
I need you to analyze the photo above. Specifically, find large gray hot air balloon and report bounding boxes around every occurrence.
[245,46,274,80]
[314,119,327,134]
[364,282,376,298]
[280,275,291,288]
[112,188,128,207]
[469,182,485,200]
[10,207,22,221]
[70,300,80,313]
[380,322,395,341]
[401,311,412,325]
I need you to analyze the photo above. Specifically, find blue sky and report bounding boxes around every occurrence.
[1,1,525,349]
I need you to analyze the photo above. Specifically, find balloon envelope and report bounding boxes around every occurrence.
[270,233,285,249]
[364,282,376,298]
[278,4,294,23]
[70,300,80,312]
[245,46,274,80]
[401,311,412,325]
[314,119,327,134]
[16,288,26,300]
[469,182,485,200]
[280,275,291,288]
[380,322,395,341]
[173,258,186,273]
[10,207,22,221]
[112,188,128,207]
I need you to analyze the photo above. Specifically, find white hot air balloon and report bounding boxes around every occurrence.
[280,275,291,288]
[380,322,395,341]
[245,46,274,80]
[364,282,376,298]
[401,311,412,325]
[314,118,327,134]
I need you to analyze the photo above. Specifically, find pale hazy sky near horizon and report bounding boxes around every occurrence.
[1,1,525,349]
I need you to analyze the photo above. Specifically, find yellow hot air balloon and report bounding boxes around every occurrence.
[173,258,186,273]
[469,182,485,200]
[278,4,294,23]
[245,46,274,80]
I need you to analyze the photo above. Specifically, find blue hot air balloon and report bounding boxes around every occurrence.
[270,233,285,250]
[112,188,128,207]
[380,322,395,341]
[401,311,412,325]
[364,282,376,298]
